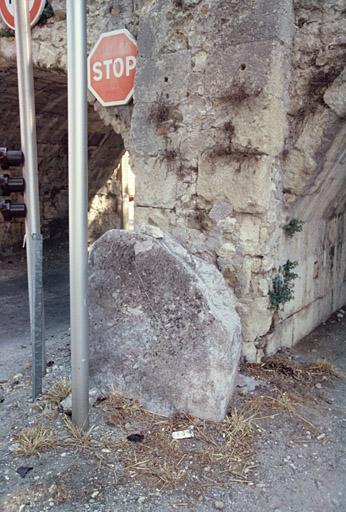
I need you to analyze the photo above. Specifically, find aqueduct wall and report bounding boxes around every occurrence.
[0,0,345,360]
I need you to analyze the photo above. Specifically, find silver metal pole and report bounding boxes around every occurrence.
[14,0,45,398]
[66,0,89,430]
[14,2,40,235]
[31,233,44,396]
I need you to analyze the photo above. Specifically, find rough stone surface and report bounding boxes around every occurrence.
[1,0,345,360]
[89,226,241,421]
[131,0,346,358]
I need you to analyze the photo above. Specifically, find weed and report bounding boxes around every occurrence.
[307,68,341,103]
[283,219,304,237]
[149,96,183,134]
[163,149,178,161]
[0,27,14,38]
[224,121,235,136]
[227,84,250,103]
[63,416,93,446]
[45,379,71,405]
[103,390,256,487]
[241,353,344,394]
[48,482,70,504]
[14,425,58,457]
[269,260,298,308]
[149,101,171,125]
[38,2,54,26]
[245,392,318,432]
[211,409,255,477]
[304,359,344,380]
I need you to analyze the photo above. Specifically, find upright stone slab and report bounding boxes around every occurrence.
[89,226,241,421]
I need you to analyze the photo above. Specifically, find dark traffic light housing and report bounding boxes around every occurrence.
[0,175,25,195]
[0,200,27,221]
[0,147,24,170]
[0,147,26,221]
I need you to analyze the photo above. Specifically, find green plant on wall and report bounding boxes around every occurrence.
[283,219,304,237]
[0,27,14,38]
[269,260,299,309]
[38,1,54,25]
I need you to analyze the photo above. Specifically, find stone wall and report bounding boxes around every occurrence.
[0,0,345,359]
[266,0,346,358]
[131,0,346,359]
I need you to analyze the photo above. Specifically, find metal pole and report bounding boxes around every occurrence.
[66,0,89,430]
[14,0,45,398]
[31,233,43,396]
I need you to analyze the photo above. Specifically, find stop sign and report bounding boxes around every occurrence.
[0,0,46,30]
[88,29,137,107]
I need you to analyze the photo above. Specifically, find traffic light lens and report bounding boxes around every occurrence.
[6,150,24,167]
[0,200,27,221]
[0,175,25,195]
[0,148,24,169]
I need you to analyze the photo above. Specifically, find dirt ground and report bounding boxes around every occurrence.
[0,254,345,512]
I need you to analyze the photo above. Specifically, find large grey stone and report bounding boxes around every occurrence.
[89,226,241,421]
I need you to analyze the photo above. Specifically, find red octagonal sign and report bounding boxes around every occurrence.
[88,29,138,107]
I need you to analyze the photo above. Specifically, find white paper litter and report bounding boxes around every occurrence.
[172,428,194,440]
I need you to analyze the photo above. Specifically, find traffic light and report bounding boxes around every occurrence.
[0,147,24,170]
[0,147,26,221]
[0,200,27,221]
[0,175,25,195]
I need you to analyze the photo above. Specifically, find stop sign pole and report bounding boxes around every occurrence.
[66,0,89,430]
[14,0,45,399]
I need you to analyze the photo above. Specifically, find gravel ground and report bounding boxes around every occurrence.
[0,258,345,512]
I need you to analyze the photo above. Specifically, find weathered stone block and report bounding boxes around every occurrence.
[283,107,339,196]
[134,156,177,209]
[230,93,286,156]
[197,155,274,214]
[89,227,241,421]
[205,41,281,100]
[237,297,272,343]
[209,0,294,46]
[134,52,191,104]
[135,206,176,231]
[241,342,262,364]
[323,68,346,118]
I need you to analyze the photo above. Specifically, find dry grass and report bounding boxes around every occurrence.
[238,353,344,436]
[11,354,341,491]
[45,379,71,405]
[240,355,343,435]
[63,416,93,447]
[53,368,334,489]
[210,409,256,481]
[99,391,257,489]
[106,391,195,486]
[14,425,58,457]
[241,354,344,395]
[304,360,344,380]
[245,391,319,433]
[61,416,117,468]
[5,481,71,511]
[48,482,70,504]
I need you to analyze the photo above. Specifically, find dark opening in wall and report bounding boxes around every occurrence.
[0,65,124,257]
